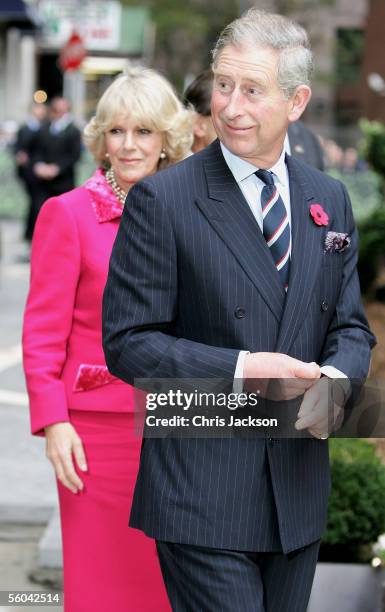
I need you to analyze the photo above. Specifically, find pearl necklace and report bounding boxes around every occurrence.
[105,168,127,206]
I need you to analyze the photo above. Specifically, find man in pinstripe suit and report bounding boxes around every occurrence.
[103,9,375,611]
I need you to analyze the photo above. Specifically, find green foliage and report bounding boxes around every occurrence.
[327,168,381,224]
[0,149,27,220]
[328,438,381,463]
[359,119,385,180]
[357,206,385,293]
[323,440,385,561]
[336,29,364,87]
[350,119,385,293]
[326,166,381,292]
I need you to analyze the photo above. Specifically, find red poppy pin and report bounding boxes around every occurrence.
[309,203,329,227]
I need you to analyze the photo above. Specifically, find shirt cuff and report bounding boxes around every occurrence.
[320,365,351,399]
[233,351,250,394]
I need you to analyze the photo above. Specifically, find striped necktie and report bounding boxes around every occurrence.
[255,169,290,290]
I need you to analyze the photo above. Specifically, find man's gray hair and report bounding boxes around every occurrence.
[212,9,313,98]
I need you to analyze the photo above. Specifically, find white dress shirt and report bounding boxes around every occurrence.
[221,142,291,235]
[50,113,73,134]
[219,143,348,389]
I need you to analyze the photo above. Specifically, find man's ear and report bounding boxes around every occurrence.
[288,85,312,123]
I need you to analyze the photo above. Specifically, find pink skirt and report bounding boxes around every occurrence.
[57,410,170,612]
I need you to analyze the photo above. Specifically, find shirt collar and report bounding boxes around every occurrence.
[50,113,72,133]
[26,118,41,131]
[220,141,287,186]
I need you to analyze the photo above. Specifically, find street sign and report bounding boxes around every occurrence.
[59,30,87,72]
[39,0,122,52]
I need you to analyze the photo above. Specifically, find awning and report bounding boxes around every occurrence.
[0,0,41,26]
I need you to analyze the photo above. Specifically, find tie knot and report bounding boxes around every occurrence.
[255,169,275,186]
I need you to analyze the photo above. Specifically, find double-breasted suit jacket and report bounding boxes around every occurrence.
[102,139,375,554]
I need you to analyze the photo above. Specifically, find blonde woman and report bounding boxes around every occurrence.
[23,67,193,612]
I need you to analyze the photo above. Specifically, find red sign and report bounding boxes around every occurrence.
[59,31,87,72]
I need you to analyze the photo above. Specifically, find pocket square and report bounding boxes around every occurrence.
[73,364,117,392]
[324,231,350,253]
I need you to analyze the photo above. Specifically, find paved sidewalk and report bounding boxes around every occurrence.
[0,220,58,522]
[0,523,62,612]
[0,220,62,610]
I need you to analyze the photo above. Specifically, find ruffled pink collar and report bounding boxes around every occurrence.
[84,168,123,223]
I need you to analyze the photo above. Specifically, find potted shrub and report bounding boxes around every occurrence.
[308,439,385,612]
[359,119,385,189]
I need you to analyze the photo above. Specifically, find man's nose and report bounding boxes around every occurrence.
[224,88,244,120]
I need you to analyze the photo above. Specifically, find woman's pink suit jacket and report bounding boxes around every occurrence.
[23,169,134,434]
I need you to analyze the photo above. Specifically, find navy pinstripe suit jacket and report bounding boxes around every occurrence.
[102,139,375,553]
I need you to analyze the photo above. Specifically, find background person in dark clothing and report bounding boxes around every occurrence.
[33,97,82,203]
[14,102,48,241]
[287,119,324,171]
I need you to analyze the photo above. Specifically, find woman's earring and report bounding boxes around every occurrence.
[105,152,110,158]
[160,148,166,160]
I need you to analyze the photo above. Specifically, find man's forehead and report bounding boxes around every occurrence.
[213,44,279,78]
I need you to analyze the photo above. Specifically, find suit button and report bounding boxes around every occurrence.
[235,307,246,319]
[321,300,329,312]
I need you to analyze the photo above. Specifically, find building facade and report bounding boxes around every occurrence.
[0,0,154,124]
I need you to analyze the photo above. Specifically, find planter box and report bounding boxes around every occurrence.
[308,563,385,612]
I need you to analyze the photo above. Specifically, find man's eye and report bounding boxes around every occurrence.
[215,80,231,92]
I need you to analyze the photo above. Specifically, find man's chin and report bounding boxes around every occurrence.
[220,139,257,159]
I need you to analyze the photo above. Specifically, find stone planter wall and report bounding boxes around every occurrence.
[308,563,385,612]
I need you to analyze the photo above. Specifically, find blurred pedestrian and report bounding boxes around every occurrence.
[23,67,192,612]
[14,102,48,241]
[342,146,367,174]
[33,97,81,204]
[323,138,344,170]
[286,119,324,170]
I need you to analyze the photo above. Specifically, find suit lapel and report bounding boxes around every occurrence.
[197,140,286,322]
[275,155,325,353]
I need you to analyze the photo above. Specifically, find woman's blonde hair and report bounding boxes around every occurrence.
[84,65,193,170]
